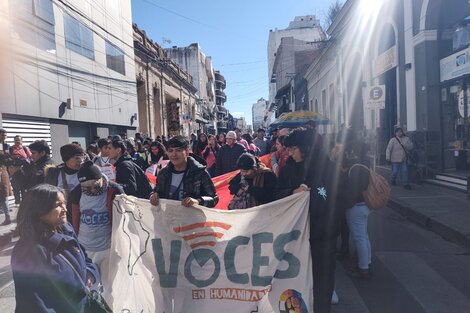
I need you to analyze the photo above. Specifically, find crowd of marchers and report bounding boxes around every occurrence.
[0,124,413,313]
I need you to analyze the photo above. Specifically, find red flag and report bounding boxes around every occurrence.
[145,154,274,210]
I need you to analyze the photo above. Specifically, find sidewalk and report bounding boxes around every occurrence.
[0,199,18,249]
[387,182,470,250]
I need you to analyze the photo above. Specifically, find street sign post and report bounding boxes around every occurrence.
[365,85,386,110]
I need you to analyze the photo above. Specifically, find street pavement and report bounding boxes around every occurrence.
[332,206,470,313]
[1,180,470,312]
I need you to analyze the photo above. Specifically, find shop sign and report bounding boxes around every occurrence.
[365,85,386,110]
[458,89,470,118]
[463,86,470,118]
[373,46,398,77]
[182,113,191,124]
[440,46,470,82]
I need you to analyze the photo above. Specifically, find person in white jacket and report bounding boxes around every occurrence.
[386,127,413,189]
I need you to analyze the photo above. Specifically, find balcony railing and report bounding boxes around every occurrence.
[215,72,226,88]
[216,90,227,101]
[216,105,227,114]
[217,121,228,129]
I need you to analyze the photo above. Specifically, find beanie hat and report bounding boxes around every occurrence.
[60,144,84,162]
[78,161,102,182]
[236,153,258,170]
[226,131,236,139]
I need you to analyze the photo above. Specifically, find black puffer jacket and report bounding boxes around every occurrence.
[20,155,54,190]
[277,155,349,239]
[114,153,152,199]
[215,143,246,176]
[154,157,218,208]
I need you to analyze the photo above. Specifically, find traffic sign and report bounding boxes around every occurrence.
[365,85,386,109]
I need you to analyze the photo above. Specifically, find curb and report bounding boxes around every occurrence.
[388,198,470,251]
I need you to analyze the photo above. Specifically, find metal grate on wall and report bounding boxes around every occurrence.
[2,117,52,153]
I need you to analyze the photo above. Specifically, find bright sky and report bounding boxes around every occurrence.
[131,0,337,125]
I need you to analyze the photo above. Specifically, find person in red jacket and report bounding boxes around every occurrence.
[202,135,220,177]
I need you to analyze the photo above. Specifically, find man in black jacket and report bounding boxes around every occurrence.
[13,140,54,190]
[215,131,245,176]
[109,140,152,199]
[150,136,218,208]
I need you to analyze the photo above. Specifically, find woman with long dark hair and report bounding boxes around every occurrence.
[147,141,168,175]
[202,135,220,176]
[12,184,99,313]
[277,127,344,313]
[147,141,167,164]
[217,132,226,146]
[194,133,208,157]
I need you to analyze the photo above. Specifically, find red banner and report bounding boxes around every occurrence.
[145,153,274,210]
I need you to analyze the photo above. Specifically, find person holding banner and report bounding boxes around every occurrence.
[70,161,124,270]
[277,127,343,313]
[149,136,218,208]
[228,153,277,209]
[12,184,100,313]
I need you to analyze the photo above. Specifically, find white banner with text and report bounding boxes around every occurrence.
[104,192,312,313]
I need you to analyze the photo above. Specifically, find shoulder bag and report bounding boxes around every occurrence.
[349,164,391,210]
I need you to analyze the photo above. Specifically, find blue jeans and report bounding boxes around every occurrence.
[0,198,9,218]
[346,203,371,270]
[391,161,409,185]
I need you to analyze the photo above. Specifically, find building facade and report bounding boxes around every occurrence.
[235,117,247,133]
[133,24,197,139]
[252,98,270,131]
[165,44,217,135]
[304,0,470,172]
[0,0,138,159]
[272,36,324,117]
[267,15,325,108]
[215,70,228,133]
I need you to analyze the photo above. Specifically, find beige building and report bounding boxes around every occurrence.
[133,24,197,138]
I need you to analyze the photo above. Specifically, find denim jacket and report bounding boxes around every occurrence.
[12,223,99,313]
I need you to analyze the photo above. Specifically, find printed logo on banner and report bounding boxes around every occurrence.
[174,221,232,249]
[278,289,308,313]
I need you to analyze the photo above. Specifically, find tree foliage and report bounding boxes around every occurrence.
[326,0,344,28]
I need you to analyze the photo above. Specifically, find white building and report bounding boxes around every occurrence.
[252,98,270,131]
[267,16,324,107]
[165,44,216,134]
[0,0,138,159]
[236,117,247,133]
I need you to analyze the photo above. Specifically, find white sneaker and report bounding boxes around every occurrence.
[331,289,339,305]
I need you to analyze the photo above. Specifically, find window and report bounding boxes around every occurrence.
[106,40,125,75]
[11,0,56,52]
[64,14,94,60]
